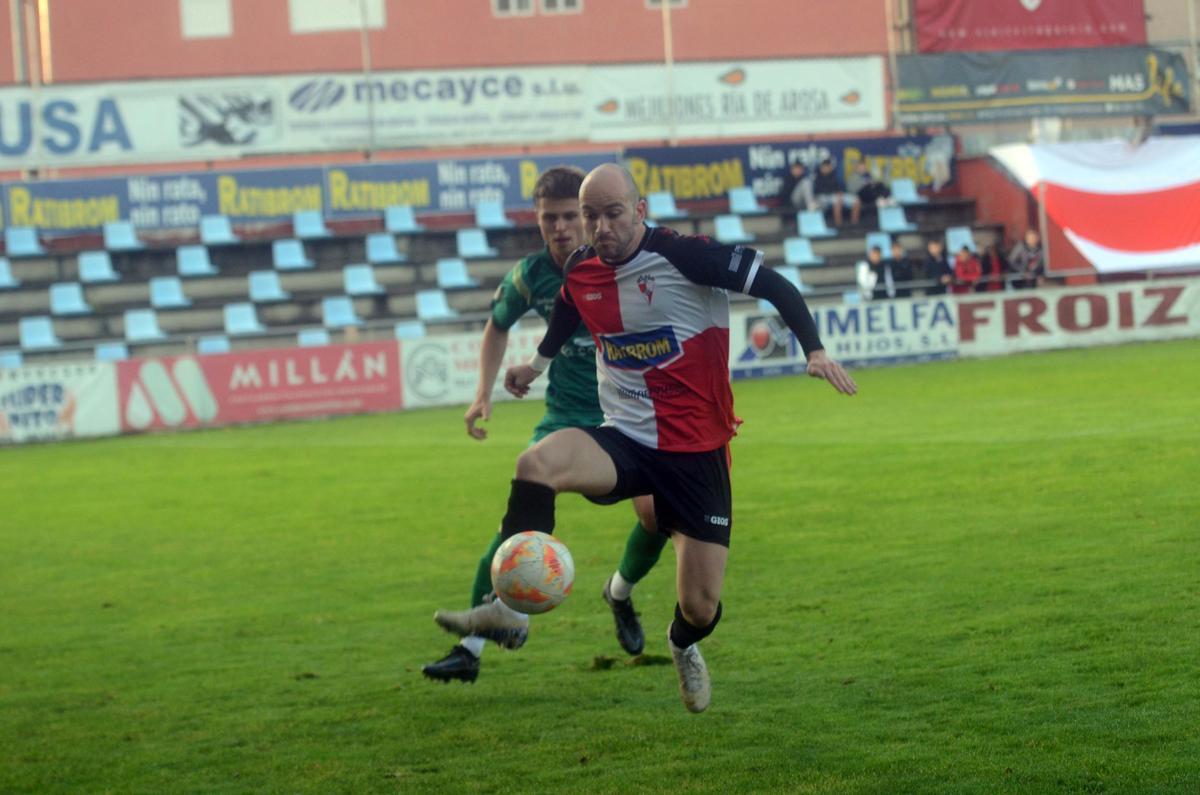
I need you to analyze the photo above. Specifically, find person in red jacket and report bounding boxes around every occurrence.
[952,245,982,294]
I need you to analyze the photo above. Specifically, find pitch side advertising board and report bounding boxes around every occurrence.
[0,361,119,444]
[399,327,551,410]
[115,341,402,432]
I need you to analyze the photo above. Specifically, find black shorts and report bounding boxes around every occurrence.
[581,426,733,546]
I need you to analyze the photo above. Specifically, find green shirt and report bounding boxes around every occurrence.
[491,247,602,426]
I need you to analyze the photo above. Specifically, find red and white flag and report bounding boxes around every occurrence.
[991,137,1200,274]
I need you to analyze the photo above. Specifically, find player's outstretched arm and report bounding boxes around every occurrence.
[503,292,582,398]
[465,319,511,439]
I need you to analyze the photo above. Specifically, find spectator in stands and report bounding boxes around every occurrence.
[886,239,914,298]
[977,242,1008,293]
[856,246,881,300]
[951,245,982,294]
[812,158,859,227]
[1008,229,1045,289]
[779,161,815,212]
[847,162,896,212]
[921,237,952,295]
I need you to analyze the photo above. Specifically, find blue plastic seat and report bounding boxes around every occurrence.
[879,206,917,233]
[865,232,892,255]
[19,316,60,350]
[385,204,425,234]
[150,276,191,309]
[322,296,361,328]
[49,282,92,316]
[727,187,766,215]
[6,227,45,257]
[798,210,836,240]
[104,221,143,251]
[124,309,167,342]
[197,335,231,355]
[272,239,313,271]
[456,228,498,259]
[177,245,218,277]
[223,302,266,335]
[0,257,17,289]
[298,328,331,347]
[293,210,330,239]
[394,319,427,340]
[415,289,458,321]
[775,265,805,292]
[200,214,240,245]
[945,225,977,254]
[78,251,119,283]
[248,270,290,302]
[365,233,406,264]
[714,214,754,244]
[436,257,479,289]
[842,291,863,305]
[647,191,687,220]
[783,237,824,267]
[95,342,129,362]
[0,349,22,369]
[343,264,384,296]
[891,178,926,204]
[474,199,514,229]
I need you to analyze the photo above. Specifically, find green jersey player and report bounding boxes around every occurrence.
[423,166,665,683]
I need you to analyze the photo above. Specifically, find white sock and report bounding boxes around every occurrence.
[609,571,634,601]
[461,635,486,657]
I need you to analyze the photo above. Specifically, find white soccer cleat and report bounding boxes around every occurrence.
[668,630,711,713]
[434,598,529,650]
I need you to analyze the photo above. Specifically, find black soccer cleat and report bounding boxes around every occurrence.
[422,645,481,683]
[603,575,645,656]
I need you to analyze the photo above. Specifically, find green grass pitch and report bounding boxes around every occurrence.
[2,339,1197,794]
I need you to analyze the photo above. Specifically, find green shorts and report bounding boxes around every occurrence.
[529,411,604,445]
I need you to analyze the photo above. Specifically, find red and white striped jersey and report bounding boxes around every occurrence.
[562,226,763,452]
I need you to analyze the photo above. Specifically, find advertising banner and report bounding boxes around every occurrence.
[914,0,1147,54]
[897,47,1191,125]
[116,342,401,432]
[0,362,119,444]
[624,134,955,204]
[956,280,1200,357]
[730,296,960,378]
[588,58,885,141]
[400,327,549,410]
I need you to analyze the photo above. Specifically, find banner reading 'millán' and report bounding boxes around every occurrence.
[897,47,1190,125]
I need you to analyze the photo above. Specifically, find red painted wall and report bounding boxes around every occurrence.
[46,0,888,83]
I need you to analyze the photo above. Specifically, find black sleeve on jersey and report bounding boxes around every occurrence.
[652,231,764,294]
[536,293,583,360]
[746,267,824,357]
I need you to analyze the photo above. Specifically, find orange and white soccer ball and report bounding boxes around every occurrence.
[490,531,575,614]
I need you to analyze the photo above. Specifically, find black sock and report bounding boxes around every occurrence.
[499,479,556,540]
[669,601,723,648]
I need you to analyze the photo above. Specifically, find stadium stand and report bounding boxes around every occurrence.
[0,258,18,289]
[474,198,514,229]
[78,251,120,283]
[103,221,143,251]
[946,225,978,254]
[714,214,754,244]
[298,328,331,347]
[647,192,687,220]
[272,239,314,270]
[200,215,240,246]
[19,316,60,350]
[783,237,824,267]
[415,289,458,321]
[385,205,425,234]
[865,231,893,255]
[394,319,427,340]
[150,277,192,309]
[728,186,767,215]
[197,335,231,355]
[0,349,22,368]
[5,227,45,258]
[50,283,92,316]
[177,245,219,278]
[223,303,266,336]
[344,264,386,296]
[124,309,167,343]
[248,270,290,303]
[365,233,407,264]
[879,206,917,233]
[798,210,836,239]
[95,342,129,362]
[456,228,498,259]
[890,178,926,204]
[322,296,362,328]
[293,210,331,239]
[436,258,480,289]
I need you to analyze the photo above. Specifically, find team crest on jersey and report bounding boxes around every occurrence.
[637,274,656,305]
[599,326,682,370]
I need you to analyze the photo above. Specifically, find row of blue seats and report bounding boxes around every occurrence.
[646,180,927,222]
[707,205,923,248]
[16,286,462,351]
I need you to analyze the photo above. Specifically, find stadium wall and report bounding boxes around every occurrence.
[5,280,1198,445]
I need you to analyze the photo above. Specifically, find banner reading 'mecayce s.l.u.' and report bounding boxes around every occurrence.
[0,59,883,170]
[400,327,550,410]
[897,47,1190,125]
[914,0,1147,54]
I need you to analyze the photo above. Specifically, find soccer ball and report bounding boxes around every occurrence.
[490,531,575,614]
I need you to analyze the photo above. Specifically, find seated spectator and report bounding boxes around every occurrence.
[858,245,887,300]
[847,162,896,211]
[886,239,914,298]
[977,242,1008,293]
[812,158,860,226]
[921,237,952,295]
[952,245,982,294]
[779,161,815,211]
[1008,229,1045,289]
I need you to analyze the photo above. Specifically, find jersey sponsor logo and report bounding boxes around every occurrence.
[705,514,730,527]
[598,326,681,370]
[585,291,603,301]
[637,274,656,304]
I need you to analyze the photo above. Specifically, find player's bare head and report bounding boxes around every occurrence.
[580,163,647,263]
[534,166,586,267]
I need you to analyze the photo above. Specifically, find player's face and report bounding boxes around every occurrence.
[536,197,583,266]
[582,190,646,263]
